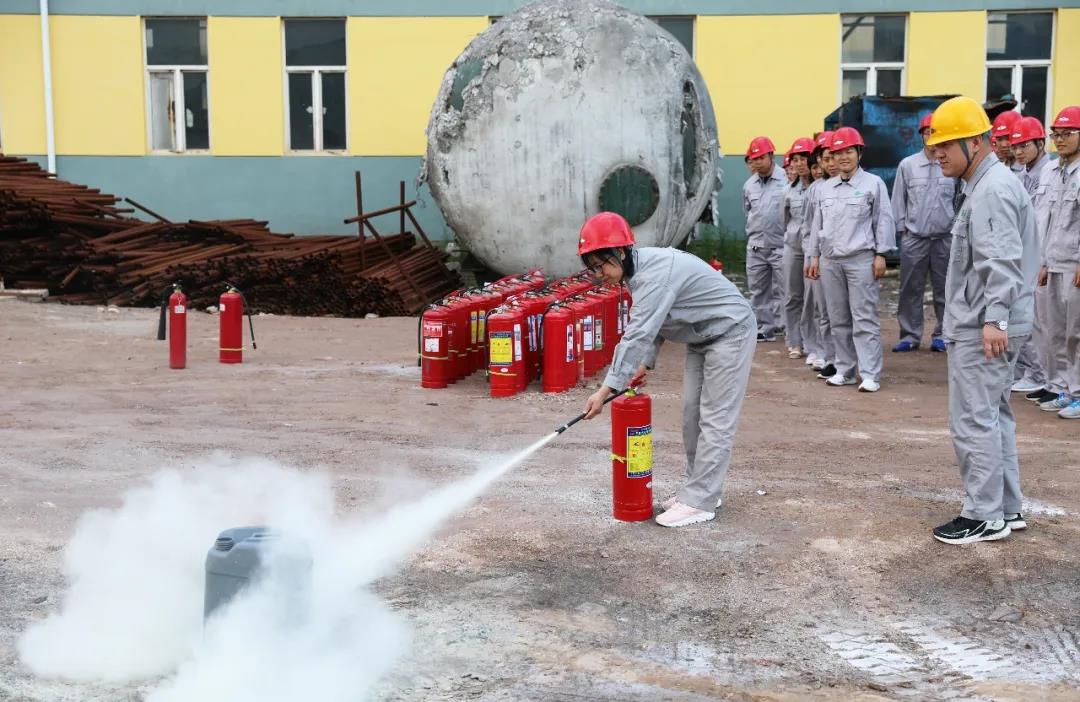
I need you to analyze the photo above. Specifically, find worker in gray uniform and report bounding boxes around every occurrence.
[801,132,840,376]
[1035,106,1080,419]
[891,112,956,353]
[925,96,1039,545]
[579,212,756,528]
[807,126,896,393]
[1010,115,1054,396]
[780,137,817,359]
[742,136,787,341]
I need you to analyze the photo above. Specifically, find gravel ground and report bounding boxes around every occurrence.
[0,296,1077,702]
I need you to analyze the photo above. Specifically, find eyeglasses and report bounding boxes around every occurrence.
[1050,130,1079,140]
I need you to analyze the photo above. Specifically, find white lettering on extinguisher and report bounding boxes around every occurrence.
[220,303,226,311]
[513,324,522,361]
[565,324,574,362]
[174,305,186,314]
[583,316,594,351]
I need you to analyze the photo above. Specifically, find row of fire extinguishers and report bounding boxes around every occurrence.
[157,283,257,369]
[418,270,631,398]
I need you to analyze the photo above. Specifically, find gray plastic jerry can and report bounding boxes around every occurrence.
[204,526,277,620]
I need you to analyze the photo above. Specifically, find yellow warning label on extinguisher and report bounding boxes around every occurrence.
[626,425,652,478]
[489,332,512,365]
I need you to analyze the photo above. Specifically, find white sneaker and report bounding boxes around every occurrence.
[804,353,819,366]
[826,373,856,386]
[1058,398,1080,419]
[787,347,802,359]
[1040,393,1071,412]
[1011,378,1043,393]
[661,494,722,511]
[858,378,880,393]
[812,358,827,371]
[655,502,715,527]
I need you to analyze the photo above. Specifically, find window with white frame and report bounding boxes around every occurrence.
[840,14,906,103]
[284,19,347,152]
[986,11,1053,125]
[145,18,209,152]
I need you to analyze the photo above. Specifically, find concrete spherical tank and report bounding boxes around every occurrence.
[423,0,719,277]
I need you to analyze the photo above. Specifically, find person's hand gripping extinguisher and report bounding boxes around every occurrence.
[582,363,647,420]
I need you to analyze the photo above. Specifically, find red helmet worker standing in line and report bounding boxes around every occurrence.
[579,212,756,528]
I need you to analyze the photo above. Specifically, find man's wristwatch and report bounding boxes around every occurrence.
[984,320,1008,332]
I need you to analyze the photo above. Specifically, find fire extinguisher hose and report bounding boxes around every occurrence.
[156,283,177,341]
[224,281,257,350]
[554,386,632,435]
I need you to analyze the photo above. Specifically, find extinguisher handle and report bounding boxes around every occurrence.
[554,387,631,435]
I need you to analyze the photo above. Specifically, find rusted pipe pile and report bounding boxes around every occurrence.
[0,156,460,316]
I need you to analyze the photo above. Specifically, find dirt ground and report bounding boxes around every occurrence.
[1,296,1078,702]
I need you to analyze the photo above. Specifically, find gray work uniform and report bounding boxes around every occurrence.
[892,150,955,345]
[780,179,811,350]
[809,168,896,382]
[800,179,834,362]
[603,247,756,514]
[743,166,788,336]
[1014,151,1054,386]
[943,153,1038,522]
[1038,157,1080,398]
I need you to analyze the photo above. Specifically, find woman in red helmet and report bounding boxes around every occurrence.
[578,212,756,528]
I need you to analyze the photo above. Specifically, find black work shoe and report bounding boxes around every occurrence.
[1004,513,1028,530]
[1026,389,1056,403]
[815,364,837,379]
[757,332,776,342]
[933,516,1011,545]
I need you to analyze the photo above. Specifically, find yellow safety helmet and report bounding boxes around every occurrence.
[926,96,992,147]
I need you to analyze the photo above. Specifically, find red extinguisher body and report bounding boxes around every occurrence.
[611,390,653,522]
[168,290,187,369]
[487,305,526,397]
[542,305,577,393]
[219,290,244,363]
[420,305,453,389]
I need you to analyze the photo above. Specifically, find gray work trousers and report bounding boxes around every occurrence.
[897,234,949,344]
[746,244,784,336]
[804,274,834,362]
[678,319,756,513]
[783,246,807,349]
[820,251,883,382]
[1015,286,1049,385]
[947,339,1023,522]
[1044,272,1080,397]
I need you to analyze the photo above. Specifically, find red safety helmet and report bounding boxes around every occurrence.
[745,136,776,159]
[991,110,1022,143]
[1009,116,1046,146]
[1052,106,1080,129]
[788,137,816,157]
[918,113,933,132]
[578,212,635,256]
[829,126,865,152]
[783,153,791,167]
[814,131,834,152]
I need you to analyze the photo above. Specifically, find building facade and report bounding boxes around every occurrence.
[2,1,1078,239]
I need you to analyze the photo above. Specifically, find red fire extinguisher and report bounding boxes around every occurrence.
[157,283,187,370]
[541,303,577,394]
[419,302,454,389]
[611,388,653,522]
[219,283,257,364]
[487,303,527,397]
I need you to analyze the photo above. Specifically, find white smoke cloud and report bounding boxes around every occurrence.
[18,436,554,700]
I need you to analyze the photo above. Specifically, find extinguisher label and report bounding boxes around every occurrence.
[478,311,487,340]
[595,319,603,349]
[174,305,186,314]
[626,425,653,479]
[489,331,512,365]
[583,316,594,351]
[565,325,574,362]
[470,311,479,344]
[220,303,226,311]
[513,324,523,361]
[424,337,440,353]
[423,323,443,337]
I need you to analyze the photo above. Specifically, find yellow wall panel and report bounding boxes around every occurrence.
[348,17,486,156]
[697,15,840,155]
[209,17,283,156]
[1053,9,1080,118]
[907,12,985,101]
[0,15,47,155]
[50,16,144,155]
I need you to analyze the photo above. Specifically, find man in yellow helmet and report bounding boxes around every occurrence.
[925,96,1039,545]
